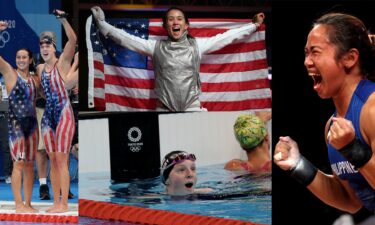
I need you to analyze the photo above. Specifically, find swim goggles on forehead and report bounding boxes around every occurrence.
[161,152,196,171]
[39,37,56,46]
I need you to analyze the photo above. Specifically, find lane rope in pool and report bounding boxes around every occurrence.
[79,199,267,225]
[0,213,78,223]
[0,201,78,223]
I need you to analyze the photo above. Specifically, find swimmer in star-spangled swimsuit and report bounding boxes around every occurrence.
[40,62,75,155]
[36,9,77,213]
[8,73,38,161]
[0,43,40,212]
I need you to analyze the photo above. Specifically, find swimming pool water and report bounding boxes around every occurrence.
[80,164,271,224]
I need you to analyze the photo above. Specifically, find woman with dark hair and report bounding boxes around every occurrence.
[90,6,264,111]
[0,21,39,213]
[274,12,375,217]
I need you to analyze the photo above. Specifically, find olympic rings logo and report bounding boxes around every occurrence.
[129,146,142,152]
[127,127,142,142]
[0,31,10,48]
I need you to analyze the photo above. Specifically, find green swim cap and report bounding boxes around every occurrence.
[234,114,267,150]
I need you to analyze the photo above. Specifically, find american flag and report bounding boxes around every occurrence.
[86,16,271,111]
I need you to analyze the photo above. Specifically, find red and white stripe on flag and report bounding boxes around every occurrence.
[86,16,271,111]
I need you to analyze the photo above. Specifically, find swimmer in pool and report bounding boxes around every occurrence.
[161,151,213,196]
[225,112,272,173]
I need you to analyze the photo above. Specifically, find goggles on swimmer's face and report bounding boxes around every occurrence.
[161,152,196,172]
[39,37,56,47]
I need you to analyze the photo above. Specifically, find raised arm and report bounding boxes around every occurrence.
[255,110,271,123]
[196,13,264,55]
[55,9,77,81]
[0,21,7,31]
[90,6,156,56]
[0,22,17,93]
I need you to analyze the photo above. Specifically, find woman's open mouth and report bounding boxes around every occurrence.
[171,27,181,37]
[309,73,322,90]
[185,182,194,189]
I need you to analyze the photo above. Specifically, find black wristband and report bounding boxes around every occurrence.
[339,138,372,169]
[289,156,318,186]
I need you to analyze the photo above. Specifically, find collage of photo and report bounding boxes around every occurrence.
[0,0,374,225]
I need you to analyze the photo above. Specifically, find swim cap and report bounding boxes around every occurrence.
[161,151,196,184]
[234,114,267,150]
[39,31,57,48]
